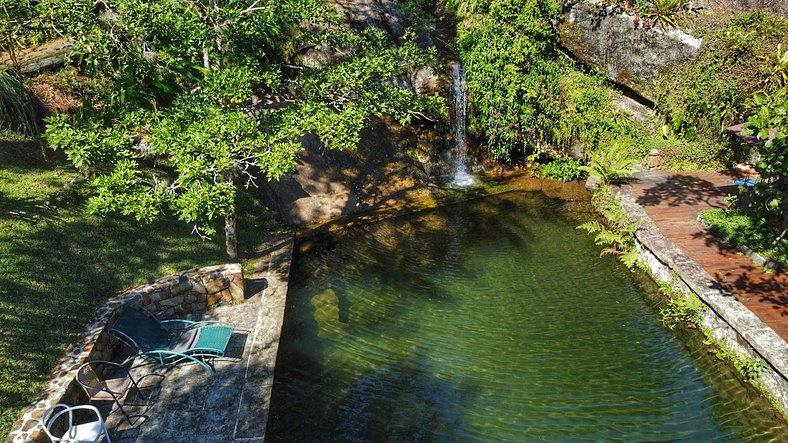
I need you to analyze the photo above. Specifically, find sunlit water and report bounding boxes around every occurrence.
[267,192,787,442]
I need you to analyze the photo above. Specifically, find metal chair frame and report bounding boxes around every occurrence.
[75,360,145,425]
[40,403,111,443]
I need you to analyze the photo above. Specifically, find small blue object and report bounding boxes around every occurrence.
[731,179,758,187]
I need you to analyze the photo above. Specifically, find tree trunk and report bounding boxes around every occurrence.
[225,212,237,259]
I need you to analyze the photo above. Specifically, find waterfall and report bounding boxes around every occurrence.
[450,62,475,187]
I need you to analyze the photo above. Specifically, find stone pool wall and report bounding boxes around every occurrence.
[617,186,788,414]
[5,264,244,443]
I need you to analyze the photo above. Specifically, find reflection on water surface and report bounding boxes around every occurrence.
[267,191,787,442]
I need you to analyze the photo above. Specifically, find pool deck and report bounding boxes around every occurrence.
[629,170,786,341]
[105,233,294,442]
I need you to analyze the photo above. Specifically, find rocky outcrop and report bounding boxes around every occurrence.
[558,1,702,101]
[259,117,451,226]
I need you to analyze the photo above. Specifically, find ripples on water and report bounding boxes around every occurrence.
[267,192,788,442]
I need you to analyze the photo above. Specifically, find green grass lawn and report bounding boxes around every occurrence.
[699,208,787,266]
[0,137,273,438]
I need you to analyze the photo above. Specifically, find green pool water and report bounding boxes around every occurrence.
[266,191,787,442]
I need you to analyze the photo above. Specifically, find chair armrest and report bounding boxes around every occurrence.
[160,319,228,330]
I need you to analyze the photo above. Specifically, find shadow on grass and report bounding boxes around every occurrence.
[0,143,275,438]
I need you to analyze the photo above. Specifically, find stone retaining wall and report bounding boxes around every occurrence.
[617,186,788,413]
[5,264,244,443]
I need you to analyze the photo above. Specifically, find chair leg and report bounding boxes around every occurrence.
[128,375,146,401]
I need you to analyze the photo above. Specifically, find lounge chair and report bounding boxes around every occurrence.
[109,306,233,373]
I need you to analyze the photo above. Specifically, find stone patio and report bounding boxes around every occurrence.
[105,233,293,442]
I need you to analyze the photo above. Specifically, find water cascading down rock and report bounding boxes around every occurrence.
[450,62,474,187]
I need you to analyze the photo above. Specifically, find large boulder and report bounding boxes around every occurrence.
[558,1,702,101]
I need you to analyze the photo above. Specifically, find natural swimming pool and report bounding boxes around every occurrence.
[266,191,787,441]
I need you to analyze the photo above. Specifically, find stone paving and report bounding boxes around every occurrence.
[105,233,294,442]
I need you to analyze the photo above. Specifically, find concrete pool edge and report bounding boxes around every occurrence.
[617,185,788,414]
[232,232,295,442]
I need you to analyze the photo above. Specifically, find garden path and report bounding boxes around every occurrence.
[630,170,787,341]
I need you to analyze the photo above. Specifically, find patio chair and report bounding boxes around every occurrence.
[40,404,111,443]
[109,306,234,373]
[75,360,145,425]
[731,163,760,187]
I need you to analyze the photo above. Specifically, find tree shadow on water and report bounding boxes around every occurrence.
[266,345,478,442]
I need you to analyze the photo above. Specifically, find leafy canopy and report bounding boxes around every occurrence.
[41,0,444,245]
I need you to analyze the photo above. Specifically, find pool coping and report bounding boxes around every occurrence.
[617,185,788,413]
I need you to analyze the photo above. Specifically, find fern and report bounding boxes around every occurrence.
[578,186,640,269]
[580,139,640,185]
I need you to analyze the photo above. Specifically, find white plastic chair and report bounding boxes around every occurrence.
[40,404,111,443]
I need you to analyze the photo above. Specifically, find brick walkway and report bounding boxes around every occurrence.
[630,170,787,340]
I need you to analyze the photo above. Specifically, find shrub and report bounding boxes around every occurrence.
[648,135,731,170]
[643,0,690,29]
[532,156,583,181]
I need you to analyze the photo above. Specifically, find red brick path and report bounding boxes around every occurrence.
[630,171,787,340]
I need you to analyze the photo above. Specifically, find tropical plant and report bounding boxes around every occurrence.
[0,69,38,137]
[740,88,788,236]
[579,142,639,184]
[642,0,689,29]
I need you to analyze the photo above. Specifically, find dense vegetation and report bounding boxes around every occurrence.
[448,0,785,247]
[655,12,788,143]
[1,0,786,437]
[449,0,642,165]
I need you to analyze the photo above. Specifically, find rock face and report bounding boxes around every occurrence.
[558,1,702,101]
[259,117,450,226]
[260,0,455,226]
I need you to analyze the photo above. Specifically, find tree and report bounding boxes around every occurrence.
[741,88,788,243]
[40,0,444,258]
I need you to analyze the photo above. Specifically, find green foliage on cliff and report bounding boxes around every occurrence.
[448,0,639,163]
[655,12,788,142]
